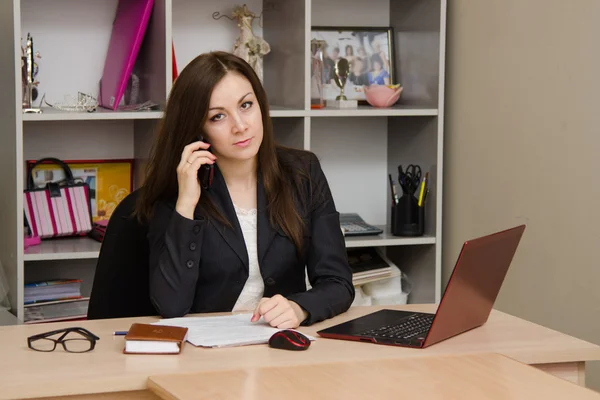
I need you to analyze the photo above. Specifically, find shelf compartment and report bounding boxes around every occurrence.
[20,0,169,113]
[24,238,101,261]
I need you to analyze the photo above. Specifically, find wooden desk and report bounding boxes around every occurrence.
[1,304,599,399]
[147,353,600,400]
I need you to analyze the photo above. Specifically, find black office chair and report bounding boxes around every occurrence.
[87,189,157,319]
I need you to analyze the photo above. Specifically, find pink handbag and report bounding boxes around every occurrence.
[24,158,93,239]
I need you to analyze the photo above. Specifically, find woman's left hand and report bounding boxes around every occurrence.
[251,295,308,329]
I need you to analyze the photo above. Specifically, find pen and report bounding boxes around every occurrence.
[388,174,398,206]
[418,179,426,207]
[113,331,128,336]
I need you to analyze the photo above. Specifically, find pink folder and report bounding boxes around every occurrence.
[99,0,155,110]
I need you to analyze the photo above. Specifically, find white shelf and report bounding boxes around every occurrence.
[21,227,433,262]
[345,226,436,248]
[310,105,438,118]
[22,106,307,121]
[269,107,307,117]
[22,107,164,121]
[24,238,101,261]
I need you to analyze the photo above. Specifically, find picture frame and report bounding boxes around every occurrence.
[311,26,395,102]
[27,159,134,223]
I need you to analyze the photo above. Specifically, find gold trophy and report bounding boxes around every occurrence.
[328,57,357,108]
[333,57,349,100]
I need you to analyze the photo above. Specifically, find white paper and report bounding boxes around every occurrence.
[153,313,315,348]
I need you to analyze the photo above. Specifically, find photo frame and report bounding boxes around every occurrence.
[311,26,395,102]
[27,159,134,223]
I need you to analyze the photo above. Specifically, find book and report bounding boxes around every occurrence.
[124,323,188,354]
[24,279,82,304]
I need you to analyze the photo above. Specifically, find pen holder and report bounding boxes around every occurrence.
[391,194,424,237]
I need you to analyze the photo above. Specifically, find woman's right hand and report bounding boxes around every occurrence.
[175,140,216,219]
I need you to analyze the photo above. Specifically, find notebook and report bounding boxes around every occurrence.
[99,0,155,110]
[124,323,188,354]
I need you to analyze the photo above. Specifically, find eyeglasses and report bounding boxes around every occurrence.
[27,327,100,353]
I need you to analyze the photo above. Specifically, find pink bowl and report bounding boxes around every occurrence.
[363,85,403,108]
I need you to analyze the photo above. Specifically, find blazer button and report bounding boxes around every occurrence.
[265,277,276,286]
[189,242,197,251]
[193,225,201,234]
[186,260,194,269]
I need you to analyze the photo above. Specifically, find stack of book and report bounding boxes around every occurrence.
[347,248,395,286]
[23,279,88,324]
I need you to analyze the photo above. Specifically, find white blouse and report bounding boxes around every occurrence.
[231,204,265,312]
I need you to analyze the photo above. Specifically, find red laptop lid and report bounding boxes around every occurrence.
[424,225,526,347]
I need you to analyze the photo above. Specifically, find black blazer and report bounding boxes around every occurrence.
[147,148,355,325]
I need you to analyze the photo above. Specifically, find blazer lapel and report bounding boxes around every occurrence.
[198,166,249,268]
[257,173,277,266]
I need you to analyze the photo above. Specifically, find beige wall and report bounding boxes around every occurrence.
[444,0,600,390]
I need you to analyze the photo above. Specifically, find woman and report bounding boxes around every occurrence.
[368,53,390,86]
[136,51,355,329]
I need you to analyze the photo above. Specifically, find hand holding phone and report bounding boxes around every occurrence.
[175,136,216,219]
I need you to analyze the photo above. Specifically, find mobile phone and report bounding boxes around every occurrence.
[195,135,214,190]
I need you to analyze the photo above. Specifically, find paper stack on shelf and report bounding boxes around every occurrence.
[24,298,89,324]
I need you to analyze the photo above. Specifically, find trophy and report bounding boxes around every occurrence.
[22,33,42,114]
[333,57,349,100]
[328,57,357,108]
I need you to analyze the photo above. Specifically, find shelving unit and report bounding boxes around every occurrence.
[0,0,446,321]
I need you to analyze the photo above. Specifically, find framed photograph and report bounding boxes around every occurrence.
[27,159,134,223]
[311,26,395,102]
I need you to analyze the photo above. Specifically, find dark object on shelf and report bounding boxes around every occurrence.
[347,248,390,275]
[340,213,383,236]
[391,194,424,237]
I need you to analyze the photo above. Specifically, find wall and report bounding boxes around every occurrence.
[444,0,600,389]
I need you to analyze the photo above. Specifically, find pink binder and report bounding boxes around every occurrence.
[99,0,155,110]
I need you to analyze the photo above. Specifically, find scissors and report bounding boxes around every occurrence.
[398,164,422,195]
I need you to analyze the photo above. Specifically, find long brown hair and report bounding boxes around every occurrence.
[136,51,305,253]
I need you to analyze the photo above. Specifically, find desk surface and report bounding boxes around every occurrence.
[147,353,600,400]
[2,304,600,399]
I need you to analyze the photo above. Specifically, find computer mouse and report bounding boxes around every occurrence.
[268,329,311,351]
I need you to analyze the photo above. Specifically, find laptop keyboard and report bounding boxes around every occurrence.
[360,314,434,340]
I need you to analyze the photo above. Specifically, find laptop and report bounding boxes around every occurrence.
[317,224,526,348]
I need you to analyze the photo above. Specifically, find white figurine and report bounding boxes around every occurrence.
[216,4,270,82]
